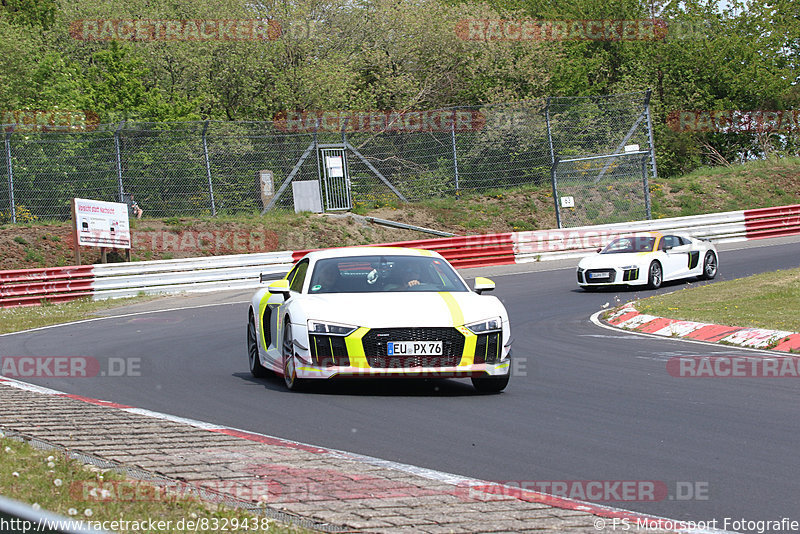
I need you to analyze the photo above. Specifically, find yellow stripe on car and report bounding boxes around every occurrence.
[438,292,464,327]
[438,292,477,366]
[344,327,370,368]
[457,325,477,366]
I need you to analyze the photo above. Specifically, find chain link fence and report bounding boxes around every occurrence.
[0,91,655,227]
[547,91,657,228]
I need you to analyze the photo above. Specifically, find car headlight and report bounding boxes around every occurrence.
[465,317,502,334]
[621,265,638,270]
[307,320,357,336]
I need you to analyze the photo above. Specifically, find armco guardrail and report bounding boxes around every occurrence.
[91,251,296,300]
[1,204,798,308]
[0,266,96,307]
[744,204,800,239]
[512,208,750,262]
[290,232,517,269]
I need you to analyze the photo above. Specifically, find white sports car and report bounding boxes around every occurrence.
[576,232,718,290]
[247,247,512,392]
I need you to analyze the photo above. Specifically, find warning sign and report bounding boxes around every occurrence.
[72,198,131,248]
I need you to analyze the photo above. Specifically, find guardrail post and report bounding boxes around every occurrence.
[202,120,217,216]
[114,121,125,203]
[4,127,15,223]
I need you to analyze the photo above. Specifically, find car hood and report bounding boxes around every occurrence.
[578,252,652,269]
[294,291,505,329]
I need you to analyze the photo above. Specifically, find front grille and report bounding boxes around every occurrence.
[585,269,616,284]
[362,328,464,368]
[310,335,350,367]
[474,332,502,364]
[622,268,639,282]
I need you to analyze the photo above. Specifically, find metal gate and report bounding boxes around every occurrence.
[318,146,351,210]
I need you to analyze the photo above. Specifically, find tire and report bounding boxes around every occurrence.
[647,261,663,289]
[699,251,717,280]
[471,371,510,394]
[282,321,306,391]
[248,312,270,378]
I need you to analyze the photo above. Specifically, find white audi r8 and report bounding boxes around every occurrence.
[247,247,512,392]
[576,232,718,290]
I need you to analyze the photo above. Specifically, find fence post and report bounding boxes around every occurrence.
[314,120,321,210]
[551,156,561,229]
[114,121,125,202]
[4,128,14,223]
[202,120,217,216]
[642,155,651,220]
[644,88,658,183]
[545,97,555,165]
[451,109,460,194]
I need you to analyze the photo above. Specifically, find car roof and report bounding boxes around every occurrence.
[299,246,444,262]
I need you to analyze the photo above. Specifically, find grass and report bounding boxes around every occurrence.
[0,296,162,335]
[634,267,800,332]
[0,436,305,534]
[648,156,800,218]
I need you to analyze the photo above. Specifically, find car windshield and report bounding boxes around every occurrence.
[600,236,657,254]
[307,255,469,294]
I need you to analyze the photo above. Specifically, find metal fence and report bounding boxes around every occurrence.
[0,92,656,227]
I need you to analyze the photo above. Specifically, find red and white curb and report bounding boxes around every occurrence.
[0,373,729,533]
[603,304,800,353]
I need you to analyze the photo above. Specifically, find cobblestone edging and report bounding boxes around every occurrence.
[604,304,800,353]
[0,378,682,534]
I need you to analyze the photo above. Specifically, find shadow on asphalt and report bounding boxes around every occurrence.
[571,278,704,294]
[233,372,492,397]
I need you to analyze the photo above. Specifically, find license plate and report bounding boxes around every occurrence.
[589,272,610,279]
[387,341,442,356]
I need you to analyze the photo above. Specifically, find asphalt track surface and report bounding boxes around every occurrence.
[3,238,800,528]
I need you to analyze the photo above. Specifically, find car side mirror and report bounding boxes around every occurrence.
[473,277,495,295]
[596,247,602,253]
[267,279,291,300]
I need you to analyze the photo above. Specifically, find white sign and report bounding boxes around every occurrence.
[326,155,344,178]
[560,196,575,208]
[624,144,640,153]
[73,198,131,248]
[259,170,274,197]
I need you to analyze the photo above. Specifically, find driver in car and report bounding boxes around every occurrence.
[384,264,422,290]
[311,262,341,292]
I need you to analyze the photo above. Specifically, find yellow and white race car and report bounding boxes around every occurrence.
[577,231,718,290]
[247,247,511,392]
